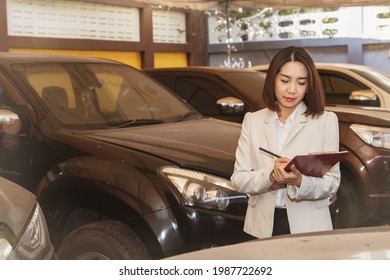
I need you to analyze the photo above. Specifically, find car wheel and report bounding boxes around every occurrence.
[333,171,361,229]
[56,220,151,260]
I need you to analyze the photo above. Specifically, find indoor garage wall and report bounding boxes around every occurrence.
[0,0,207,68]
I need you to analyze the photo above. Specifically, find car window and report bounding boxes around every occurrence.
[148,70,267,122]
[175,76,231,117]
[24,64,77,108]
[220,71,266,106]
[319,70,373,106]
[350,67,390,95]
[93,67,163,120]
[12,63,194,129]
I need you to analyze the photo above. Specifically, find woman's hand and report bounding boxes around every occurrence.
[271,157,302,187]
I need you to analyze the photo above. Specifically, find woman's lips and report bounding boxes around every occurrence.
[285,97,296,102]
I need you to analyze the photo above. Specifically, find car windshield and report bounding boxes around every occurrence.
[219,71,267,106]
[348,66,390,95]
[12,62,195,129]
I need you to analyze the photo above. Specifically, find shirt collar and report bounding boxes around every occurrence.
[274,101,304,124]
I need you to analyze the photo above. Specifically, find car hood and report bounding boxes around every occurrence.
[0,177,35,236]
[166,225,390,260]
[79,118,242,176]
[326,105,390,125]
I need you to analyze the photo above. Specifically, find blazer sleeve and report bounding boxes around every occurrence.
[231,112,274,195]
[287,111,341,201]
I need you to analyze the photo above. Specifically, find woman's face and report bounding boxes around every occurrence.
[274,61,308,114]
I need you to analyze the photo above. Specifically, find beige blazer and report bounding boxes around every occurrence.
[231,103,341,239]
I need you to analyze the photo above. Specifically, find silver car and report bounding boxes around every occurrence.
[250,63,390,109]
[167,225,390,260]
[0,176,55,259]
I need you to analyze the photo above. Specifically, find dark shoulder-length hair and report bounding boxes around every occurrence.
[262,46,326,117]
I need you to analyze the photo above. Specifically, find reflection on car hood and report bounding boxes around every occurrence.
[0,177,35,236]
[79,118,242,175]
[166,225,390,260]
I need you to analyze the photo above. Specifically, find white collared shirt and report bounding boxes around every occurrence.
[274,102,302,208]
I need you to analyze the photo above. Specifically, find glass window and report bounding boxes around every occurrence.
[320,71,369,106]
[12,63,194,129]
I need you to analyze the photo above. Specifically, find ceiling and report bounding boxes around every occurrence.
[133,0,390,10]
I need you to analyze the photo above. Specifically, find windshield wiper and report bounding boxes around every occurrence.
[110,119,164,128]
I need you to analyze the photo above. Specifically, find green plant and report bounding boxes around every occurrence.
[323,7,339,12]
[377,12,390,19]
[278,9,295,16]
[214,7,273,42]
[322,28,338,38]
[299,8,315,14]
[322,17,339,24]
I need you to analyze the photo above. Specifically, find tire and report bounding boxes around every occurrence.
[56,220,151,260]
[332,171,361,229]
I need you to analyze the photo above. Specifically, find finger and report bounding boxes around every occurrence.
[290,164,301,175]
[275,158,286,164]
[275,157,290,167]
[273,168,282,182]
[274,167,287,182]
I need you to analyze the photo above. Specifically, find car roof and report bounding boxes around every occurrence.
[0,52,120,65]
[144,66,261,74]
[315,62,381,71]
[249,62,376,71]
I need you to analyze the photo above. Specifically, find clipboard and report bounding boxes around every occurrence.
[284,151,349,177]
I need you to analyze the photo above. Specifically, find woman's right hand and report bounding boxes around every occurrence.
[272,157,302,187]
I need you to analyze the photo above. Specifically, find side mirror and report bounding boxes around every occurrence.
[216,97,245,114]
[349,90,380,107]
[0,109,21,135]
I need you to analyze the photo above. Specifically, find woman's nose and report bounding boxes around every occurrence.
[287,83,295,94]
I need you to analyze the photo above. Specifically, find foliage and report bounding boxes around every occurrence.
[214,7,274,42]
[322,17,339,24]
[377,12,390,19]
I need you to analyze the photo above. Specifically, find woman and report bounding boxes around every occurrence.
[231,46,341,239]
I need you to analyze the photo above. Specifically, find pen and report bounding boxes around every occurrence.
[259,147,282,158]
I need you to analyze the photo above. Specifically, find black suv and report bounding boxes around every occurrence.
[0,53,252,259]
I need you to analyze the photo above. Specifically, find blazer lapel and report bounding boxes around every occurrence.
[263,110,278,154]
[282,104,308,151]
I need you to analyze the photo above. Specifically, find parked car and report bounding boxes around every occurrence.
[249,63,390,108]
[166,225,390,260]
[0,53,255,260]
[144,67,267,123]
[144,66,390,229]
[0,176,55,260]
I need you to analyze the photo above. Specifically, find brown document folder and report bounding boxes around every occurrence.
[284,151,349,177]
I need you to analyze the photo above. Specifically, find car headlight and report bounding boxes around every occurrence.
[14,203,53,259]
[160,166,247,210]
[351,124,390,149]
